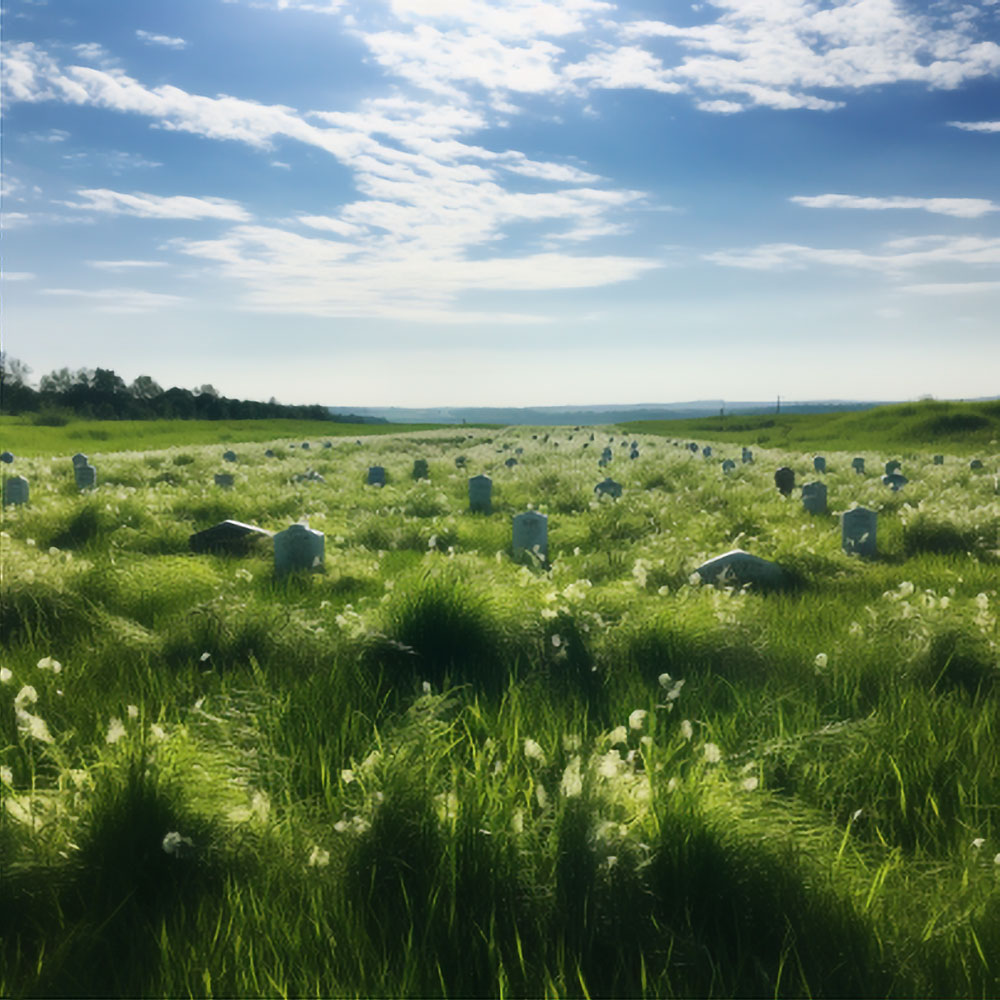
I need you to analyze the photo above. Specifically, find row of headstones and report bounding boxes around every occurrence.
[2,453,98,504]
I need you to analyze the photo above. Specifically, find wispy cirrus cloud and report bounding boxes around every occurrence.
[135,29,188,50]
[87,259,168,271]
[40,287,186,312]
[64,189,251,221]
[900,281,1000,295]
[947,120,1000,133]
[791,193,1000,219]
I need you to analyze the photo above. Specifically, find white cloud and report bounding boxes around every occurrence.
[900,281,1000,295]
[40,287,186,312]
[791,193,1000,218]
[136,30,188,50]
[65,189,251,221]
[3,272,37,281]
[87,259,168,270]
[948,120,1000,133]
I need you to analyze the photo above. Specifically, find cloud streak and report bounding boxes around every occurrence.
[791,193,1000,219]
[65,189,252,221]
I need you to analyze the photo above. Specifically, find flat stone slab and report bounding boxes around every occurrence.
[190,519,273,555]
[695,549,786,590]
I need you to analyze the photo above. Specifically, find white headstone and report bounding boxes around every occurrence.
[851,457,865,474]
[801,481,827,514]
[223,450,238,463]
[3,475,29,506]
[71,452,88,468]
[274,523,325,576]
[594,477,622,499]
[468,474,492,513]
[512,510,548,563]
[842,507,877,557]
[695,549,786,589]
[813,456,826,473]
[75,463,97,490]
[367,466,386,487]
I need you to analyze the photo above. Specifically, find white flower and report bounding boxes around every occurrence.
[0,765,12,785]
[628,709,647,731]
[308,845,330,868]
[523,738,546,764]
[511,809,524,834]
[37,657,62,674]
[535,783,548,810]
[251,790,270,823]
[127,704,139,720]
[16,708,53,743]
[162,831,193,856]
[703,742,722,764]
[972,837,986,850]
[975,593,989,610]
[341,768,355,784]
[814,653,828,670]
[106,717,126,744]
[742,776,759,792]
[0,668,11,684]
[597,750,623,779]
[680,719,693,741]
[551,634,562,648]
[422,680,432,694]
[657,672,672,689]
[609,725,627,745]
[560,757,583,798]
[851,808,863,822]
[898,581,915,597]
[562,734,581,752]
[149,723,167,743]
[14,685,37,710]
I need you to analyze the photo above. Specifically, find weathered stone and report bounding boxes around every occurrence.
[468,474,492,513]
[695,549,786,589]
[293,469,325,482]
[885,460,901,476]
[264,449,275,457]
[0,451,13,464]
[970,459,984,470]
[367,466,386,487]
[71,452,88,467]
[515,447,524,455]
[741,447,753,464]
[222,450,237,463]
[722,459,736,473]
[75,463,97,490]
[774,467,795,496]
[813,456,826,473]
[455,456,467,468]
[801,481,828,514]
[513,510,548,563]
[702,446,712,458]
[594,477,622,499]
[688,442,699,453]
[505,457,518,468]
[214,473,235,488]
[842,507,877,557]
[412,459,429,480]
[630,449,640,460]
[882,473,908,491]
[189,519,273,555]
[601,447,613,463]
[274,523,324,576]
[2,476,29,506]
[301,442,310,450]
[933,454,944,465]
[323,441,333,449]
[851,457,865,474]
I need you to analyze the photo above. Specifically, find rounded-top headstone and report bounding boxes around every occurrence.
[722,459,736,473]
[273,523,325,577]
[301,442,310,450]
[468,474,492,513]
[842,507,877,557]
[774,467,795,496]
[512,510,548,562]
[801,481,827,514]
[265,448,275,457]
[594,477,622,499]
[970,459,984,470]
[3,475,29,506]
[813,456,826,473]
[505,457,518,468]
[882,473,908,491]
[412,458,429,480]
[0,451,13,464]
[75,463,97,490]
[323,441,333,448]
[702,446,712,458]
[222,450,237,463]
[367,466,386,486]
[71,452,88,467]
[851,457,865,474]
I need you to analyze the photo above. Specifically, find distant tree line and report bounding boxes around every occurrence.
[0,355,383,423]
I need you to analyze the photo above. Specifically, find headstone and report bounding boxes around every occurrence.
[289,443,297,449]
[970,459,983,470]
[189,519,273,555]
[455,456,467,468]
[468,474,492,513]
[367,466,386,487]
[801,481,828,514]
[813,456,826,473]
[273,523,324,577]
[702,446,712,458]
[589,434,595,442]
[842,507,877,557]
[594,477,622,499]
[75,463,97,490]
[515,447,524,455]
[851,457,865,474]
[630,449,639,460]
[412,459,429,480]
[688,443,699,453]
[601,447,613,463]
[741,448,753,464]
[2,476,28,506]
[933,454,943,465]
[695,549,786,589]
[721,459,736,473]
[774,467,795,496]
[214,473,234,488]
[294,469,325,482]
[0,451,13,464]
[505,457,518,468]
[323,441,333,449]
[631,441,639,449]
[301,442,310,450]
[884,460,901,476]
[265,449,275,457]
[222,450,237,463]
[512,510,548,563]
[882,473,908,491]
[71,452,88,467]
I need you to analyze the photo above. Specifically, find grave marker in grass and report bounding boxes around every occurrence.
[885,460,901,476]
[774,467,795,496]
[814,456,826,473]
[412,459,429,480]
[852,457,865,474]
[190,520,273,555]
[842,507,877,557]
[2,475,28,506]
[0,451,13,464]
[742,447,753,464]
[695,549,786,589]
[933,454,944,465]
[75,463,97,490]
[274,523,325,577]
[468,474,492,513]
[882,473,908,491]
[72,452,88,467]
[801,481,827,514]
[513,510,548,564]
[594,477,622,499]
[223,450,237,463]
[215,473,235,488]
[722,459,736,473]
[367,466,386,487]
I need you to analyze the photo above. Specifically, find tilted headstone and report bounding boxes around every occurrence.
[505,457,518,468]
[594,477,622,499]
[367,466,386,487]
[274,523,325,576]
[842,507,877,557]
[970,459,984,470]
[741,447,753,464]
[884,460,901,476]
[468,474,492,513]
[721,459,736,473]
[512,510,548,563]
[774,467,795,496]
[0,451,13,464]
[851,457,865,474]
[933,454,944,465]
[189,519,273,555]
[2,476,28,506]
[75,463,97,490]
[412,459,429,480]
[215,473,235,488]
[813,456,826,473]
[801,481,828,514]
[882,473,908,491]
[222,450,237,463]
[71,452,88,468]
[631,441,639,449]
[695,549,786,589]
[702,446,712,458]
[589,434,595,441]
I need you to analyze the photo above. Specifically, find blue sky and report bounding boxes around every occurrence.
[3,0,999,407]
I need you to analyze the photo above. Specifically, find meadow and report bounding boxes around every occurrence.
[1,417,999,998]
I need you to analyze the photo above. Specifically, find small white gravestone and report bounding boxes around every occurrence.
[594,477,622,499]
[851,457,865,474]
[0,451,13,464]
[215,473,235,488]
[274,523,325,577]
[512,510,548,563]
[468,474,492,513]
[367,466,386,487]
[813,456,826,473]
[742,447,753,464]
[223,450,237,463]
[695,549,785,589]
[885,460,901,476]
[3,475,29,506]
[721,459,736,473]
[702,446,712,458]
[71,452,88,468]
[75,463,97,490]
[801,481,827,514]
[933,454,944,465]
[882,473,908,491]
[842,507,877,557]
[412,459,429,480]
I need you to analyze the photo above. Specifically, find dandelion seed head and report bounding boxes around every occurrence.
[742,776,759,791]
[105,717,126,744]
[560,756,583,798]
[609,725,627,745]
[703,742,722,764]
[551,634,562,648]
[161,831,193,856]
[523,738,546,763]
[0,668,12,684]
[814,653,828,669]
[307,845,330,868]
[37,657,62,674]
[14,685,38,710]
[127,704,139,720]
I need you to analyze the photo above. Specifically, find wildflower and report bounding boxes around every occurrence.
[898,581,915,597]
[307,845,330,868]
[814,653,828,670]
[560,756,583,798]
[199,652,211,663]
[628,709,648,731]
[742,776,759,792]
[511,808,524,834]
[665,678,685,701]
[972,837,986,850]
[0,766,12,785]
[551,634,562,648]
[994,853,1000,866]
[251,790,270,823]
[341,768,355,784]
[422,680,432,695]
[535,784,549,809]
[127,704,139,720]
[703,742,722,764]
[975,593,989,610]
[150,724,166,743]
[667,777,679,792]
[161,831,193,856]
[0,668,11,684]
[597,750,623,779]
[609,725,627,746]
[680,719,693,741]
[523,738,546,764]
[14,685,38,710]
[851,808,863,822]
[37,657,62,674]
[106,717,126,744]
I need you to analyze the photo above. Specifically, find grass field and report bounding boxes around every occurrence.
[1,414,998,997]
